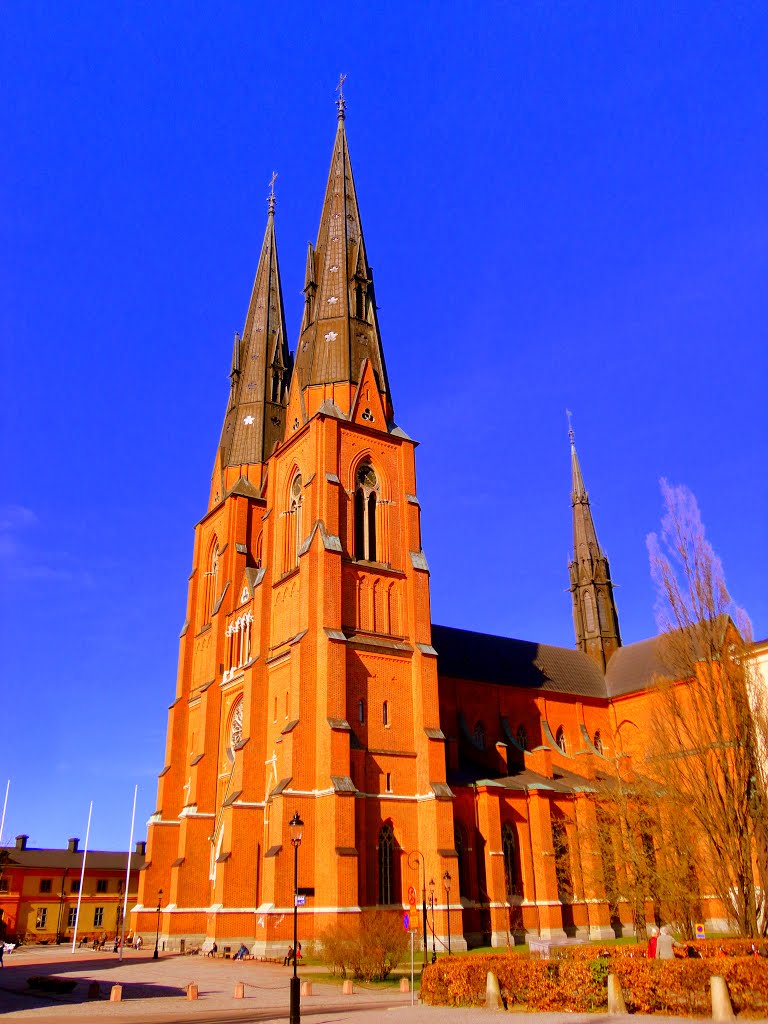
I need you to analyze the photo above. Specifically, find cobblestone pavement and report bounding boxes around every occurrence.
[0,945,747,1023]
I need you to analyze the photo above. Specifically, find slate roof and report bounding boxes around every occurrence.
[431,624,607,698]
[604,635,673,697]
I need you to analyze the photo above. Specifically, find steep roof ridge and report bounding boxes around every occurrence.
[293,102,392,416]
[216,189,290,470]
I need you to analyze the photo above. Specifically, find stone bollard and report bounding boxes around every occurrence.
[186,982,199,1000]
[607,974,627,1014]
[234,981,245,999]
[109,984,123,1002]
[301,980,313,995]
[87,981,100,1000]
[486,970,503,1011]
[342,979,354,995]
[399,977,410,992]
[710,975,735,1022]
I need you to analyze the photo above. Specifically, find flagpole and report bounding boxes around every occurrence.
[119,786,138,961]
[71,801,93,953]
[0,780,9,844]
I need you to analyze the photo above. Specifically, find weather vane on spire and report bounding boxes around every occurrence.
[268,171,278,213]
[566,409,575,446]
[336,73,347,119]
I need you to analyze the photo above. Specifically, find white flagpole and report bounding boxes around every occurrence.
[71,801,93,953]
[119,785,138,961]
[0,780,9,844]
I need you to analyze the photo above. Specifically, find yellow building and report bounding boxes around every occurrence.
[0,834,145,945]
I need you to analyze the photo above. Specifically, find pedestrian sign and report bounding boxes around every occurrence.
[403,912,410,931]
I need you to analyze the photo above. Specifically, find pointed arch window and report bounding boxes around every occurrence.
[583,591,596,632]
[593,730,604,755]
[358,699,365,724]
[516,725,527,751]
[203,540,219,621]
[502,823,519,896]
[454,823,466,898]
[378,824,395,905]
[556,727,567,754]
[285,473,303,569]
[354,463,378,562]
[382,700,389,727]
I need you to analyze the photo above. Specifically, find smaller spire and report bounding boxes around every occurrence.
[336,72,347,120]
[267,171,277,215]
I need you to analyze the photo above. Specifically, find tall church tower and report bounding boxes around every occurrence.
[567,422,621,669]
[134,97,459,953]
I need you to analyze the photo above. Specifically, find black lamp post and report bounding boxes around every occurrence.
[407,850,429,968]
[289,811,304,1024]
[153,888,163,960]
[428,878,436,963]
[443,871,452,955]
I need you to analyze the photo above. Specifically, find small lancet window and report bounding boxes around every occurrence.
[583,592,596,632]
[516,725,527,751]
[383,700,389,727]
[556,727,567,754]
[593,730,604,754]
[354,463,378,561]
[358,699,365,724]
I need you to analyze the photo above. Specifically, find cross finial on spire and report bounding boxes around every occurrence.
[336,73,347,119]
[566,408,575,447]
[267,171,278,214]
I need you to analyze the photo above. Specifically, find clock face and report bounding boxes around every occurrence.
[228,700,243,760]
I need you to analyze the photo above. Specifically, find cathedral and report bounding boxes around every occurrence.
[133,96,690,952]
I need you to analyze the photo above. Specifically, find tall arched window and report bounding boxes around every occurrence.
[354,463,378,561]
[516,725,527,750]
[382,700,389,727]
[551,816,574,903]
[203,540,219,620]
[597,591,609,631]
[502,823,519,896]
[583,591,596,632]
[286,473,303,569]
[473,721,486,749]
[378,824,395,905]
[358,699,365,724]
[556,727,567,753]
[454,824,466,898]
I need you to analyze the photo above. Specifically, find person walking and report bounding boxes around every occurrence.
[647,926,659,959]
[656,925,683,959]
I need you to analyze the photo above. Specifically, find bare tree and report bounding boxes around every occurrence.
[646,479,767,937]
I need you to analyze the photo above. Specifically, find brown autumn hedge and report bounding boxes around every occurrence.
[420,945,768,1015]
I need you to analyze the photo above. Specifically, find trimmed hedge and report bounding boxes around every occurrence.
[420,945,768,1015]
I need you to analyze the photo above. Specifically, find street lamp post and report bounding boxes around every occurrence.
[428,878,436,963]
[407,850,428,968]
[289,811,304,1024]
[153,888,163,960]
[443,871,452,955]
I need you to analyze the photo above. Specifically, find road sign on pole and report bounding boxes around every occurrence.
[403,911,410,931]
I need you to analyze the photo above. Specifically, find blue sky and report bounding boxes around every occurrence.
[1,2,766,850]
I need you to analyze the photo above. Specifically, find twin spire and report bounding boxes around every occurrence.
[215,85,392,484]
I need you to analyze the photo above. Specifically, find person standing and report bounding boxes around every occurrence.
[656,925,683,959]
[647,926,659,959]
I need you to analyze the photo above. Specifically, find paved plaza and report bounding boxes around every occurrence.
[0,945,744,1023]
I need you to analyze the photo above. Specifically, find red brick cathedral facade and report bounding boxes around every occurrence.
[133,103,688,952]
